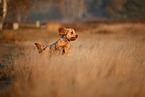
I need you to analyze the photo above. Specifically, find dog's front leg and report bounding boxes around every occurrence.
[64,47,71,56]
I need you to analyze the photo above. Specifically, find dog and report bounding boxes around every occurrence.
[34,27,78,56]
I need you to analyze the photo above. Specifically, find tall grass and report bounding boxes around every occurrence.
[1,37,145,97]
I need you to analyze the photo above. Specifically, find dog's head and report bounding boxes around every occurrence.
[58,27,78,41]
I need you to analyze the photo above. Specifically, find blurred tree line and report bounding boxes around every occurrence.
[0,0,35,30]
[28,0,145,22]
[86,0,145,18]
[0,0,145,29]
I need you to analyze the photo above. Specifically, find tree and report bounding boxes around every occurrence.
[60,0,85,23]
[7,0,35,22]
[104,0,127,18]
[124,0,145,18]
[0,0,7,31]
[87,0,106,17]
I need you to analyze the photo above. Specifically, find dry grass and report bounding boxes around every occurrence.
[46,22,62,33]
[0,23,145,97]
[2,29,57,42]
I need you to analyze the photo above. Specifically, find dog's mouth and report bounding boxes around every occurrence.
[70,35,78,41]
[70,37,76,41]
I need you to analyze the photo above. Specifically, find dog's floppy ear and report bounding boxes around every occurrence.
[59,27,67,35]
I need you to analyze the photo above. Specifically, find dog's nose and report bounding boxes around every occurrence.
[76,35,78,38]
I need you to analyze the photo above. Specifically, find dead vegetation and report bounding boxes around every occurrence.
[0,23,145,97]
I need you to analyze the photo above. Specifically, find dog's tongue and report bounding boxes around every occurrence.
[70,37,76,41]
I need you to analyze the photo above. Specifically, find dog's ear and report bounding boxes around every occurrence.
[59,27,67,35]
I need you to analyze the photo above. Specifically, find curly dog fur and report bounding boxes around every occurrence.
[35,27,78,56]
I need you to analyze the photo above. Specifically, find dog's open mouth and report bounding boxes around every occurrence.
[70,37,77,41]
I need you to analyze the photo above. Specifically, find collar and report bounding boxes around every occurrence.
[60,35,70,41]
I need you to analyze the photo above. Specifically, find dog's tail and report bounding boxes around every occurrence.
[34,43,43,53]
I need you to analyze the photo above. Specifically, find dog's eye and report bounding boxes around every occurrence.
[71,32,73,34]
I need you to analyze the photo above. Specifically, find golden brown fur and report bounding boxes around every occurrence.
[35,27,78,56]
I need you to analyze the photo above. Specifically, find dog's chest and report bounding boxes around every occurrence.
[49,39,70,51]
[57,39,70,47]
[46,39,70,55]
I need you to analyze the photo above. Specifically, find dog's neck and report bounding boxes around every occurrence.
[60,35,70,41]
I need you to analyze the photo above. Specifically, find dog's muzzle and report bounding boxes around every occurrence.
[70,35,78,41]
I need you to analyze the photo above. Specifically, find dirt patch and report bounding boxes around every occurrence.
[0,44,16,63]
[0,44,16,79]
[0,44,16,89]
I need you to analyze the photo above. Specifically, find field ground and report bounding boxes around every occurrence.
[0,23,145,97]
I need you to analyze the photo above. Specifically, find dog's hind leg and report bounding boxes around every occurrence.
[34,43,43,53]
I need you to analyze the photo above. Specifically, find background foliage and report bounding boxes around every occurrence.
[1,0,145,22]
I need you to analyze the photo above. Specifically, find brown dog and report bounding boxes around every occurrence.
[35,27,78,56]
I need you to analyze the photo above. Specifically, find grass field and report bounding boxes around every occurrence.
[0,23,145,97]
